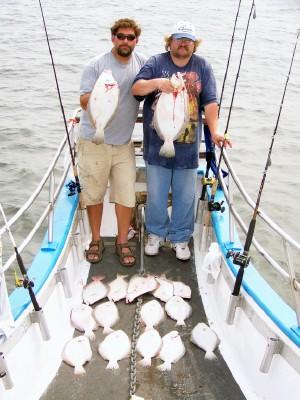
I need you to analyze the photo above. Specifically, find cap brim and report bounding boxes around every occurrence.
[172,33,196,41]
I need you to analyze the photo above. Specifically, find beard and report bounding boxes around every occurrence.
[116,45,133,57]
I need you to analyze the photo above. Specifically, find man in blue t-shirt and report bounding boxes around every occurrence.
[132,21,231,261]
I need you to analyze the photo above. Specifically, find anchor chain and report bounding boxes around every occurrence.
[129,296,142,399]
[128,203,146,400]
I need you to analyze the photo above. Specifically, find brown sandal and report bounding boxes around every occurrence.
[115,241,136,267]
[85,239,104,264]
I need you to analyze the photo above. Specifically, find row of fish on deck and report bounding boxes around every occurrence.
[62,274,219,374]
[88,69,189,158]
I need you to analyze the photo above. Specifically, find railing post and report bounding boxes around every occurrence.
[283,239,300,326]
[228,174,234,243]
[48,171,55,244]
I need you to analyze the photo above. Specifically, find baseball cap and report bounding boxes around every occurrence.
[171,21,196,41]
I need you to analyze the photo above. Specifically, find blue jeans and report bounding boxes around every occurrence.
[145,163,197,243]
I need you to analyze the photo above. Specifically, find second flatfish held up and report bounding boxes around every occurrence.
[87,69,119,144]
[153,72,189,158]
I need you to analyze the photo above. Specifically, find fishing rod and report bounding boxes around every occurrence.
[227,29,300,298]
[0,204,50,339]
[209,0,256,213]
[199,1,242,214]
[38,0,81,197]
[218,0,242,117]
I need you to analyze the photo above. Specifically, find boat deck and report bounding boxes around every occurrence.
[41,237,245,400]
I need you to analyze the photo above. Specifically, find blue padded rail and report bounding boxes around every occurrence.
[9,182,78,320]
[210,186,300,347]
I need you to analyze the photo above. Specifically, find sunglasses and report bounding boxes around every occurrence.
[115,33,136,41]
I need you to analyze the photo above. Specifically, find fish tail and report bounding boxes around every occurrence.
[157,361,171,371]
[159,140,175,158]
[92,126,104,145]
[175,320,186,326]
[139,357,152,368]
[204,351,218,360]
[74,365,86,375]
[85,330,96,341]
[103,326,114,335]
[106,360,119,369]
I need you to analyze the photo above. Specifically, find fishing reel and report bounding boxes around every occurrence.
[226,250,251,268]
[202,176,216,187]
[208,200,225,213]
[22,276,35,290]
[66,180,77,197]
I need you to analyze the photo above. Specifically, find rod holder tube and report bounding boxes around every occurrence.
[0,352,13,390]
[259,337,282,373]
[226,293,241,325]
[56,267,72,298]
[30,309,51,341]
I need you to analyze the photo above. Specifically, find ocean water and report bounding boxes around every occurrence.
[0,0,300,298]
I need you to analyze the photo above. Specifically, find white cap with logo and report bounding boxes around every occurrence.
[171,21,196,41]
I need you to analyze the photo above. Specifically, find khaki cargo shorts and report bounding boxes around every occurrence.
[77,139,136,207]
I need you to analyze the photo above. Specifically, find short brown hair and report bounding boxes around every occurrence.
[111,18,141,38]
[164,36,202,53]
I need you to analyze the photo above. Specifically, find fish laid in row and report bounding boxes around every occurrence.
[140,299,165,330]
[137,328,162,367]
[93,301,119,334]
[190,322,219,360]
[157,330,185,371]
[82,276,108,305]
[98,329,131,369]
[70,304,97,341]
[62,335,92,375]
[165,296,192,326]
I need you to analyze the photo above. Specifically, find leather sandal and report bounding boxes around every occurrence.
[115,241,136,267]
[85,239,104,264]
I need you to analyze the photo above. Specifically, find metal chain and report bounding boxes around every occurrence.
[128,204,146,399]
[129,296,142,398]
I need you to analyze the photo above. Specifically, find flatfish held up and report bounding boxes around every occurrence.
[70,304,97,341]
[98,329,131,369]
[62,335,92,375]
[157,330,185,371]
[82,275,108,305]
[153,72,189,158]
[165,295,192,326]
[93,301,119,334]
[87,69,119,144]
[137,328,162,367]
[190,322,219,360]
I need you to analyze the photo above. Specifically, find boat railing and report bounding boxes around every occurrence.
[0,108,81,276]
[219,148,300,324]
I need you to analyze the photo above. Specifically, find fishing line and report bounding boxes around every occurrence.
[209,0,256,211]
[38,0,81,196]
[218,0,242,117]
[228,29,300,297]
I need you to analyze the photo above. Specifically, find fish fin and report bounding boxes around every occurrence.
[106,360,119,369]
[92,127,104,145]
[85,330,96,341]
[139,357,152,368]
[159,140,175,158]
[91,275,105,281]
[175,320,186,326]
[74,365,86,375]
[157,361,171,371]
[205,351,218,361]
[103,326,114,335]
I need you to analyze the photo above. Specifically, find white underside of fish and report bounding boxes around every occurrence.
[98,329,131,369]
[157,330,185,371]
[87,69,119,144]
[62,335,92,375]
[190,322,219,360]
[93,301,119,334]
[165,295,192,326]
[153,79,189,158]
[137,329,162,367]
